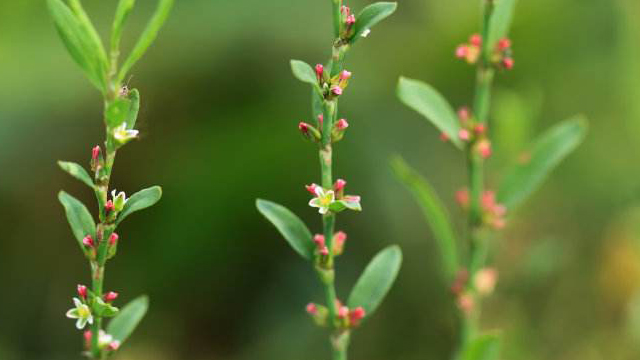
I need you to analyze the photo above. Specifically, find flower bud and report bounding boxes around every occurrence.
[82,235,94,248]
[315,64,324,82]
[84,330,92,349]
[313,234,325,249]
[458,129,471,141]
[104,291,119,302]
[77,285,88,299]
[305,183,319,195]
[338,305,349,318]
[320,246,329,256]
[339,70,352,81]
[457,107,471,122]
[475,268,498,296]
[346,14,355,25]
[455,189,470,209]
[350,307,365,324]
[497,38,512,51]
[457,293,474,315]
[476,139,492,159]
[502,57,514,70]
[105,200,114,213]
[474,124,486,135]
[450,268,469,295]
[340,5,350,17]
[455,45,468,59]
[331,86,343,96]
[107,341,120,351]
[333,231,347,256]
[334,179,346,192]
[92,146,101,161]
[469,33,482,47]
[317,114,324,127]
[109,233,119,246]
[335,119,349,130]
[306,303,318,315]
[440,132,450,142]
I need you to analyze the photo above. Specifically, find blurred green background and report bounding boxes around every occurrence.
[1,0,640,359]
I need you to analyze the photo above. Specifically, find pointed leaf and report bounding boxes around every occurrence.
[390,156,459,279]
[351,2,398,44]
[67,0,109,65]
[58,191,96,251]
[125,89,140,130]
[347,245,402,318]
[256,199,314,260]
[461,332,501,360]
[111,0,136,52]
[291,60,318,86]
[106,295,148,344]
[106,98,132,128]
[58,161,94,188]
[486,0,518,51]
[116,186,162,225]
[497,116,587,211]
[118,0,174,82]
[397,77,462,148]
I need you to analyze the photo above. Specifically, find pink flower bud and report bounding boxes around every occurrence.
[497,38,512,51]
[346,14,356,25]
[92,146,101,161]
[104,291,119,302]
[457,107,471,122]
[317,114,324,127]
[474,124,486,134]
[82,235,94,247]
[458,129,471,141]
[469,33,482,47]
[455,189,470,209]
[339,70,352,81]
[107,341,120,351]
[440,132,450,142]
[77,284,87,299]
[475,268,498,296]
[450,268,469,295]
[313,234,326,249]
[84,330,92,349]
[338,305,349,318]
[333,231,347,255]
[320,246,329,256]
[298,122,310,134]
[350,307,365,321]
[331,86,343,96]
[315,64,324,81]
[455,45,468,59]
[457,294,474,315]
[502,57,514,70]
[305,183,319,195]
[334,179,347,192]
[477,139,492,159]
[306,303,318,315]
[105,200,114,212]
[109,233,119,246]
[335,119,349,130]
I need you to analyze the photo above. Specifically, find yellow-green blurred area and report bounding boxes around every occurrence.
[1,0,639,359]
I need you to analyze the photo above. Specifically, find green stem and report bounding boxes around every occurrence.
[331,0,342,38]
[331,331,351,360]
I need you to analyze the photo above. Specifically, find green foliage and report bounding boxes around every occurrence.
[116,186,163,225]
[125,89,141,129]
[58,161,94,188]
[111,0,136,52]
[397,77,462,149]
[106,295,148,344]
[460,332,501,360]
[347,245,402,318]
[118,0,175,82]
[390,156,459,280]
[290,60,318,87]
[256,199,314,260]
[351,2,398,44]
[58,191,96,251]
[498,116,587,211]
[106,98,132,128]
[487,0,518,51]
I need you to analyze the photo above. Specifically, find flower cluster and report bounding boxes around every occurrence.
[307,180,362,215]
[455,189,507,229]
[299,114,349,143]
[318,65,353,100]
[83,330,120,354]
[306,300,366,329]
[455,33,514,70]
[441,107,492,159]
[450,267,498,315]
[66,285,119,330]
[313,231,348,260]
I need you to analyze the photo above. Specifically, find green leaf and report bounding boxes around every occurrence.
[497,116,587,211]
[390,156,459,279]
[116,186,162,225]
[93,297,119,318]
[118,0,174,82]
[311,87,324,120]
[58,191,96,251]
[106,98,132,128]
[106,295,148,344]
[125,89,140,130]
[111,0,136,52]
[256,199,314,260]
[351,2,398,44]
[47,0,107,91]
[347,245,402,318]
[58,161,94,188]
[461,332,501,360]
[291,60,318,86]
[397,77,462,149]
[486,0,518,51]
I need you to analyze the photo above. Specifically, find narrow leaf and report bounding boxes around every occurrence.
[106,295,148,344]
[111,0,136,52]
[106,98,132,128]
[487,0,518,51]
[390,156,459,279]
[397,77,462,149]
[347,245,402,318]
[67,0,109,66]
[58,161,94,188]
[256,199,314,260]
[116,186,162,225]
[291,60,318,86]
[497,116,587,211]
[126,89,140,130]
[118,0,174,81]
[58,191,96,251]
[351,2,398,44]
[461,332,501,360]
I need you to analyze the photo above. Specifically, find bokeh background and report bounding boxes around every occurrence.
[1,0,640,359]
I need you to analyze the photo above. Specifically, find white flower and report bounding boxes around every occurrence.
[361,29,371,38]
[66,297,93,330]
[111,189,128,211]
[113,123,139,143]
[98,330,113,348]
[308,187,335,214]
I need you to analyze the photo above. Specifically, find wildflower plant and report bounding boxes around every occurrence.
[48,0,173,358]
[392,0,587,359]
[256,1,401,359]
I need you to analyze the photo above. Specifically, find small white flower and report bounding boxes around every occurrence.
[361,29,371,38]
[66,297,93,330]
[98,330,113,348]
[308,187,335,214]
[113,123,139,143]
[111,189,128,211]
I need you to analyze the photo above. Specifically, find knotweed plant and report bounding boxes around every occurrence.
[48,0,173,358]
[392,0,587,359]
[256,2,401,359]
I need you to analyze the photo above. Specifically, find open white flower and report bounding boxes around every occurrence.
[111,189,128,211]
[113,123,139,143]
[66,297,93,330]
[308,187,335,214]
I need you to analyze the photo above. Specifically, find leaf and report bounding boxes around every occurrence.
[397,77,462,149]
[311,88,324,120]
[351,2,397,44]
[390,156,459,279]
[291,60,318,86]
[111,0,136,52]
[347,245,402,318]
[58,191,96,251]
[116,186,162,225]
[256,199,314,260]
[67,0,109,65]
[461,332,501,360]
[47,0,107,91]
[125,89,140,130]
[486,0,518,51]
[118,0,174,82]
[105,98,132,128]
[106,295,148,344]
[58,161,94,188]
[497,116,587,211]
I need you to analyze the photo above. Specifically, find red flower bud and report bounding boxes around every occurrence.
[105,200,115,212]
[107,341,120,351]
[82,235,94,247]
[338,305,349,318]
[346,14,355,25]
[340,5,350,17]
[77,284,87,299]
[331,86,343,96]
[92,146,101,161]
[469,33,482,47]
[313,234,325,249]
[440,132,450,142]
[84,330,92,349]
[315,64,324,81]
[497,38,512,51]
[474,124,486,134]
[457,107,471,122]
[350,306,365,322]
[458,129,471,141]
[455,45,468,59]
[104,291,119,302]
[339,70,352,81]
[298,122,310,134]
[502,57,514,70]
[109,233,119,246]
[305,183,319,195]
[317,114,324,127]
[320,246,329,256]
[306,303,318,315]
[334,179,346,192]
[335,119,349,130]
